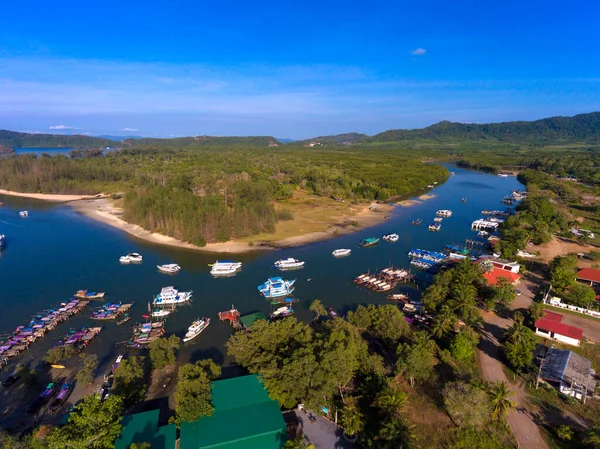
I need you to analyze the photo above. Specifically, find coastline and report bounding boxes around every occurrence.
[70,197,394,253]
[0,189,100,202]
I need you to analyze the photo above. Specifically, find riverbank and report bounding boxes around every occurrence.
[397,194,436,207]
[0,189,99,202]
[70,196,394,253]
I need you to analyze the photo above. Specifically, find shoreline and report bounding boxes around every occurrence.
[1,189,432,253]
[0,189,100,202]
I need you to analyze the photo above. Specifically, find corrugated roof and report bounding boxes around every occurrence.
[541,348,596,393]
[114,409,176,449]
[577,268,600,283]
[481,268,521,286]
[542,311,564,322]
[179,374,286,449]
[535,318,584,340]
[239,312,266,328]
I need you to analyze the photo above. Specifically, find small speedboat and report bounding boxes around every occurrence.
[19,210,28,217]
[328,308,338,318]
[428,223,441,232]
[433,217,443,223]
[360,237,380,247]
[332,248,351,257]
[274,258,305,271]
[412,218,423,226]
[478,230,489,238]
[183,317,210,343]
[270,306,294,320]
[151,309,172,318]
[383,233,399,243]
[0,234,5,251]
[120,253,143,263]
[74,290,105,300]
[436,210,452,218]
[157,264,181,274]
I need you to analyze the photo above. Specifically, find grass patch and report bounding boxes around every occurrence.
[275,208,294,221]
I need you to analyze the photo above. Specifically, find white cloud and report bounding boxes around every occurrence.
[123,128,139,132]
[411,48,427,56]
[49,125,77,130]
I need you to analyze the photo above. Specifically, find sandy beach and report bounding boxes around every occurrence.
[0,189,99,202]
[397,194,435,207]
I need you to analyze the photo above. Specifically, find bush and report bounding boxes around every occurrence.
[589,250,600,261]
[275,209,294,221]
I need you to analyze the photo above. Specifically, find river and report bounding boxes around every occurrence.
[0,166,523,377]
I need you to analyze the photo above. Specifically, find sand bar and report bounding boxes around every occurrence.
[0,189,99,202]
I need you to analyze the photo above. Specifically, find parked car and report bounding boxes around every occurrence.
[516,289,522,296]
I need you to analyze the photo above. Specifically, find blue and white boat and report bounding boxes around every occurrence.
[153,286,193,306]
[257,277,296,299]
[0,234,5,251]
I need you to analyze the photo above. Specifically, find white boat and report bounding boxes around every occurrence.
[157,264,181,274]
[270,306,294,320]
[433,217,443,223]
[477,230,489,238]
[274,258,305,270]
[183,317,210,343]
[258,277,296,298]
[119,253,143,263]
[383,233,399,243]
[209,260,242,276]
[332,249,351,257]
[153,286,193,306]
[0,234,5,251]
[19,211,28,217]
[428,223,441,232]
[436,210,452,218]
[151,309,172,318]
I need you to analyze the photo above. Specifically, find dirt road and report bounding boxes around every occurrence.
[478,281,549,449]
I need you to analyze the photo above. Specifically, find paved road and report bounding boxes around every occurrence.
[478,281,549,449]
[295,409,354,449]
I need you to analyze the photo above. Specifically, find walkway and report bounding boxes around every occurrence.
[478,280,549,449]
[294,409,354,449]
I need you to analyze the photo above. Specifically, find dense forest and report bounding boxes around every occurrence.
[362,112,600,145]
[0,147,448,245]
[0,130,117,149]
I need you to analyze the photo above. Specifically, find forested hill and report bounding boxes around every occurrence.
[0,130,118,149]
[362,112,600,145]
[121,135,278,148]
[292,132,368,145]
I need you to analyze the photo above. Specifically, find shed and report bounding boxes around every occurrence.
[535,313,583,347]
[114,409,176,449]
[239,312,267,329]
[577,268,600,286]
[541,347,596,400]
[179,374,287,449]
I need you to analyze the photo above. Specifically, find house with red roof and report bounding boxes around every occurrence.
[534,312,583,347]
[476,258,522,286]
[577,268,600,287]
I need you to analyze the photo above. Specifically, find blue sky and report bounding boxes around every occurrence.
[0,0,599,139]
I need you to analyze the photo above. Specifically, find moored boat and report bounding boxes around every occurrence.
[157,263,181,274]
[209,260,242,277]
[151,309,172,318]
[48,382,72,412]
[436,210,452,217]
[257,277,295,298]
[0,234,5,251]
[332,248,351,257]
[75,290,105,300]
[386,293,409,301]
[19,210,28,217]
[412,218,423,226]
[120,253,143,263]
[274,258,305,270]
[433,217,443,223]
[328,308,338,318]
[116,313,131,325]
[183,317,210,343]
[153,286,193,306]
[383,233,399,243]
[28,382,58,414]
[428,223,441,232]
[360,237,380,247]
[270,306,294,320]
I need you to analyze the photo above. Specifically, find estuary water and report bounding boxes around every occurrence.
[0,166,522,375]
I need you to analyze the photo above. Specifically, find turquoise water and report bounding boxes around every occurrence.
[0,166,522,373]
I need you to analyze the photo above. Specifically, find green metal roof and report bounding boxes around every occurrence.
[179,374,286,449]
[238,312,266,329]
[114,409,176,449]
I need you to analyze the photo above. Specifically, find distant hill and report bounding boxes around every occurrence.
[122,135,278,148]
[276,138,297,143]
[97,135,143,141]
[363,112,600,145]
[0,130,117,148]
[295,132,368,146]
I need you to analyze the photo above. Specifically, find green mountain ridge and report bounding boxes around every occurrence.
[0,130,118,149]
[293,132,368,145]
[363,112,600,144]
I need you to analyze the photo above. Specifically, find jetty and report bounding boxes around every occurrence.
[90,303,133,321]
[353,267,410,292]
[0,299,89,361]
[53,326,102,352]
[218,306,240,324]
[126,321,165,349]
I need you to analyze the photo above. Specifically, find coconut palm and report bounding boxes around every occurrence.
[309,299,327,321]
[584,426,600,448]
[374,387,407,417]
[378,417,413,449]
[502,320,526,344]
[488,381,516,424]
[431,305,457,339]
[340,404,364,438]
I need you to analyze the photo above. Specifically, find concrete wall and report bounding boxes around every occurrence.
[535,328,581,347]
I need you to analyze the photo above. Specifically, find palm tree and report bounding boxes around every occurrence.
[503,320,526,344]
[340,404,363,439]
[309,299,327,321]
[488,381,516,424]
[378,417,413,449]
[584,426,600,448]
[374,387,407,417]
[432,306,456,339]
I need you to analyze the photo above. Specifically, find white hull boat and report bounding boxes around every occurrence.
[274,258,305,271]
[19,211,28,217]
[120,253,143,263]
[258,277,296,298]
[153,286,193,306]
[157,264,181,274]
[151,309,172,318]
[436,210,452,218]
[332,249,351,257]
[383,233,399,243]
[209,260,242,276]
[183,317,210,342]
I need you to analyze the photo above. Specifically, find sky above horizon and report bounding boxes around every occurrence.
[0,1,599,139]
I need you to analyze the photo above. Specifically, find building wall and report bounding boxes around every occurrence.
[535,328,580,346]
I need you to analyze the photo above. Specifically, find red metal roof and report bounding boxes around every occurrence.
[577,268,600,283]
[542,311,564,322]
[534,318,583,340]
[481,268,521,286]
